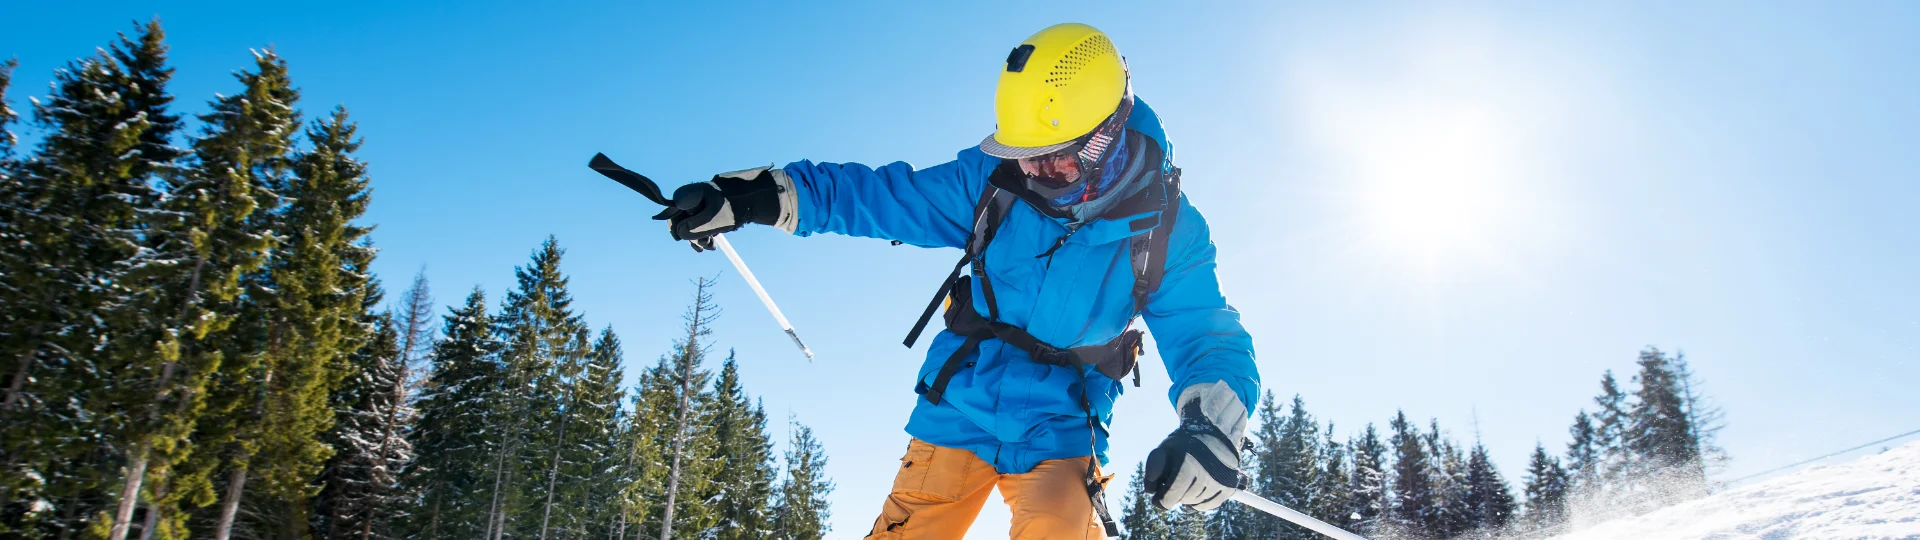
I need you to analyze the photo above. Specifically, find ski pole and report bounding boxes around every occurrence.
[1229,490,1368,540]
[1147,447,1369,540]
[587,153,815,361]
[709,234,813,360]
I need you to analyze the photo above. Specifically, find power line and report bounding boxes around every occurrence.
[1721,427,1920,485]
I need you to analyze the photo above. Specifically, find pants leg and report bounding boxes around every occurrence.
[998,456,1107,540]
[866,438,1000,540]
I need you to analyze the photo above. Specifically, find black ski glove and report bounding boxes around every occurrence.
[653,166,795,251]
[1143,381,1248,511]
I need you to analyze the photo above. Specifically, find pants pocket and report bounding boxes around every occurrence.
[890,438,975,502]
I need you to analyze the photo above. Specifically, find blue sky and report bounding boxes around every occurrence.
[6,1,1917,536]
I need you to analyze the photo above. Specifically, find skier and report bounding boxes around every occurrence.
[652,23,1259,538]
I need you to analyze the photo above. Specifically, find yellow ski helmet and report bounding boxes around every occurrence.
[980,23,1129,159]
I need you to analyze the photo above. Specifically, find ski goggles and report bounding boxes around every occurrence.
[1028,98,1131,183]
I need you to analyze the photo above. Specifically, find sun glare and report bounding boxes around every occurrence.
[1283,21,1587,282]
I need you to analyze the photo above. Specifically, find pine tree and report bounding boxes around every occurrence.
[1563,411,1598,490]
[1671,353,1727,492]
[256,105,380,536]
[613,366,669,539]
[1520,443,1569,537]
[1273,396,1322,540]
[0,57,16,161]
[1424,420,1472,537]
[1244,392,1286,538]
[1346,424,1389,536]
[1308,425,1355,531]
[1387,411,1435,539]
[1462,442,1516,537]
[1170,507,1210,539]
[0,21,179,536]
[706,352,778,539]
[770,419,833,540]
[313,300,414,539]
[482,237,588,539]
[158,46,304,540]
[395,271,436,382]
[1120,462,1174,539]
[1627,347,1706,505]
[646,278,722,539]
[99,44,288,538]
[1592,371,1630,486]
[543,327,627,538]
[405,289,503,539]
[1566,371,1632,524]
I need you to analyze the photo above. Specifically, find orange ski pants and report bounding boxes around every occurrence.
[865,438,1109,539]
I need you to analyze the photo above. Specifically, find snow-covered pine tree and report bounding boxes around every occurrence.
[1562,410,1598,491]
[544,326,627,538]
[1627,347,1706,505]
[1243,391,1287,538]
[0,57,16,160]
[110,19,187,182]
[1388,411,1436,539]
[770,419,833,540]
[1671,352,1727,492]
[1591,371,1630,491]
[245,105,380,536]
[1568,371,1632,524]
[483,237,588,539]
[1252,394,1322,539]
[1463,441,1516,537]
[129,46,300,540]
[1,21,181,537]
[1347,424,1390,536]
[191,99,382,539]
[705,352,778,539]
[405,288,503,539]
[1171,507,1210,539]
[313,294,414,539]
[1309,424,1355,531]
[1424,420,1472,537]
[1120,462,1174,539]
[1520,442,1570,536]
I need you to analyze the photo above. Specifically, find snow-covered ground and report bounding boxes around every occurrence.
[1556,441,1920,539]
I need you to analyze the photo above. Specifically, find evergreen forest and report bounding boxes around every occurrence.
[0,21,833,540]
[1118,348,1726,540]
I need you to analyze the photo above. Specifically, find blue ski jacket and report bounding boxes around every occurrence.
[783,99,1259,474]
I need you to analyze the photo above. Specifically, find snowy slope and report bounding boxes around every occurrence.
[1556,441,1920,540]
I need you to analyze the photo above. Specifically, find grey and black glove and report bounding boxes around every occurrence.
[653,166,798,250]
[1144,381,1249,511]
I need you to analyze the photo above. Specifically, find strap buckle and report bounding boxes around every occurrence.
[1030,344,1075,367]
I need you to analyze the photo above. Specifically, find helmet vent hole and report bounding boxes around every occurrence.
[1049,35,1115,88]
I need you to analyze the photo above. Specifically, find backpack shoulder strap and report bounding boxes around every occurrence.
[903,183,1018,348]
[1130,166,1182,313]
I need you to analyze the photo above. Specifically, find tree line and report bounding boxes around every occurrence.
[1118,347,1724,539]
[0,20,832,540]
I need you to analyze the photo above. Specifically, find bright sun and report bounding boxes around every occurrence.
[1349,103,1520,267]
[1283,23,1579,281]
